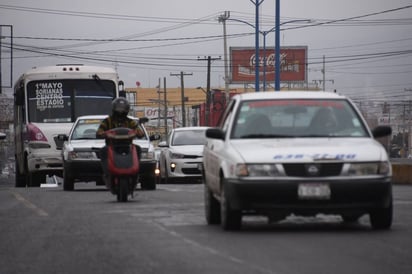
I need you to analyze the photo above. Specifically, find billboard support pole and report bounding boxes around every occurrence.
[251,0,264,92]
[275,0,280,91]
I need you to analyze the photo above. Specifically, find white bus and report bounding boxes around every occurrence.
[14,64,124,187]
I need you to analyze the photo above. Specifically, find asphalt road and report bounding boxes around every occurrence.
[0,177,411,274]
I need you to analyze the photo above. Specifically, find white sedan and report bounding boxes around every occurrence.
[158,126,209,183]
[203,91,393,231]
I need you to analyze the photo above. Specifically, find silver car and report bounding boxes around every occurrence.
[60,115,159,191]
[158,127,209,183]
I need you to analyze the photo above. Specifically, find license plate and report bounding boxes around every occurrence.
[298,183,331,200]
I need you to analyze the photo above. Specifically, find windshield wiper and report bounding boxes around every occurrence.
[93,74,108,93]
[240,134,293,138]
[298,134,337,137]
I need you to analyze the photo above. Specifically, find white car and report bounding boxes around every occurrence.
[60,115,159,191]
[203,91,393,230]
[158,126,209,183]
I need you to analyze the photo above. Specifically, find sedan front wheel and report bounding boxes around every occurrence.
[220,181,241,231]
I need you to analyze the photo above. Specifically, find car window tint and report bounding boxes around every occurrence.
[172,130,207,145]
[72,119,102,140]
[232,99,368,138]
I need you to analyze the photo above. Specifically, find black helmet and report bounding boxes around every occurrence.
[112,97,130,116]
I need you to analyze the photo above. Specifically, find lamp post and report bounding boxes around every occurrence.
[218,11,230,101]
[250,0,265,92]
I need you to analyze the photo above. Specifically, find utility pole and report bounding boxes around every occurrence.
[163,77,168,137]
[198,56,221,126]
[170,71,192,127]
[157,78,161,130]
[322,55,326,91]
[218,11,230,101]
[313,55,334,90]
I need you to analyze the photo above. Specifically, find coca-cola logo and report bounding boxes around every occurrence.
[249,53,287,67]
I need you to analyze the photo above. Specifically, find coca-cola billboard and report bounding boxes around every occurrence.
[230,46,307,84]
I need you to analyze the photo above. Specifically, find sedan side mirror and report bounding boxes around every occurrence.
[372,126,392,139]
[205,128,225,140]
[150,134,161,141]
[57,134,69,141]
[139,117,149,124]
[158,141,168,148]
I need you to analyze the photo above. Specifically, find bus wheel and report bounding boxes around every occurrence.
[28,172,44,187]
[15,159,26,188]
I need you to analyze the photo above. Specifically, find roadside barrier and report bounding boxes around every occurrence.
[392,162,412,184]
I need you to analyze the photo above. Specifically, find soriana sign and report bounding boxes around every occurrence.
[230,46,307,84]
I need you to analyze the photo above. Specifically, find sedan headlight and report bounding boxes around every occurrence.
[235,164,280,177]
[169,151,184,159]
[348,162,391,176]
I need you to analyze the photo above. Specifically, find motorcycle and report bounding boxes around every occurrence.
[102,127,139,202]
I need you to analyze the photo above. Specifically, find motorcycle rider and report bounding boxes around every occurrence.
[96,97,144,176]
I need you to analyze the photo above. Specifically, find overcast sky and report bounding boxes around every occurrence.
[1,0,411,103]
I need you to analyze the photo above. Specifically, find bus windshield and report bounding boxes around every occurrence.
[27,79,116,123]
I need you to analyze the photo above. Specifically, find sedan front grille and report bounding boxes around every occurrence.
[283,163,343,177]
[183,155,201,159]
[182,168,201,175]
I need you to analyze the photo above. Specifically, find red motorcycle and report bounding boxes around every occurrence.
[102,127,139,202]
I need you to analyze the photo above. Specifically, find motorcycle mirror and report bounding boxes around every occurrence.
[139,117,149,124]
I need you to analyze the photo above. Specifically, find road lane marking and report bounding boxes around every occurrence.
[11,191,49,217]
[395,200,412,205]
[147,220,277,274]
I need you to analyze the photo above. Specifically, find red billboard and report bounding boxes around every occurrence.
[230,46,307,84]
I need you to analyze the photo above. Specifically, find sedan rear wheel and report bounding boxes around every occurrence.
[141,174,156,190]
[63,165,74,191]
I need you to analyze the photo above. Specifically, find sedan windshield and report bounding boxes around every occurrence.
[172,130,207,146]
[231,99,368,138]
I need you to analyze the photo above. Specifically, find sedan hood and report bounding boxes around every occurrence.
[70,139,105,150]
[171,145,204,156]
[231,138,387,163]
